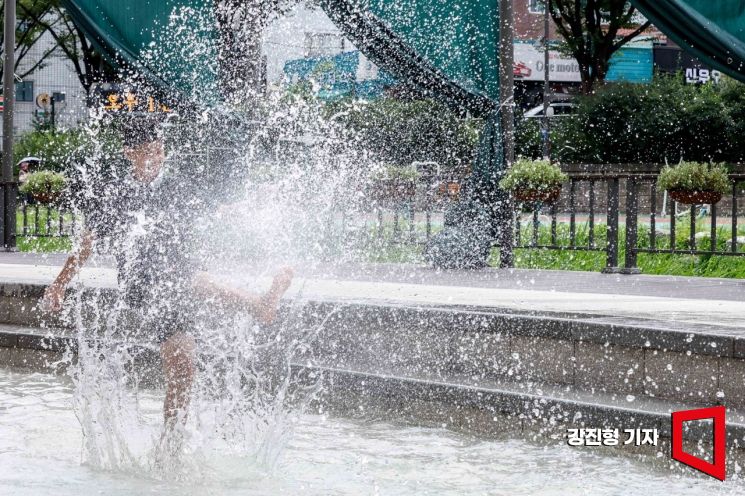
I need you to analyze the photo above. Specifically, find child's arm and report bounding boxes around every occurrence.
[42,230,95,312]
[192,267,294,325]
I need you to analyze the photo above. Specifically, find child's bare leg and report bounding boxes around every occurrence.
[255,267,294,325]
[160,332,196,430]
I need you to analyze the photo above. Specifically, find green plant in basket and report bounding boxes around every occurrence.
[371,164,421,182]
[369,164,419,203]
[19,170,67,203]
[657,161,730,205]
[499,159,567,204]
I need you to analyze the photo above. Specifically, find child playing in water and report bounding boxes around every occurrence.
[42,115,294,433]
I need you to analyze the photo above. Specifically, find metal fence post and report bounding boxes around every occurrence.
[497,0,515,269]
[2,0,17,250]
[602,177,620,273]
[622,176,641,274]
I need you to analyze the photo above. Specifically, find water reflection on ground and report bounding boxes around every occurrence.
[0,368,740,495]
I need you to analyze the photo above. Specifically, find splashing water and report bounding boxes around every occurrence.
[53,5,375,479]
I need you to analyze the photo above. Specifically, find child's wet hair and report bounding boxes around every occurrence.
[117,113,165,148]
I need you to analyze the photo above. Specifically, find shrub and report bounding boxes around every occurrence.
[554,75,737,164]
[657,161,730,194]
[19,170,67,196]
[499,159,567,192]
[371,164,420,181]
[515,116,543,160]
[328,97,480,175]
[14,130,88,172]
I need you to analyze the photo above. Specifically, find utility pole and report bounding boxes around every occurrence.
[542,0,551,160]
[499,0,515,165]
[497,0,515,268]
[2,0,16,250]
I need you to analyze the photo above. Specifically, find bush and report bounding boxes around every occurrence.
[19,170,67,196]
[515,116,543,160]
[14,129,89,172]
[499,159,567,192]
[328,97,480,175]
[657,161,730,194]
[554,75,737,164]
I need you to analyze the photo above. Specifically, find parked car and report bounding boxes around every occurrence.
[523,102,576,119]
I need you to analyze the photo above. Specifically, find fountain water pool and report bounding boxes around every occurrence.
[0,367,740,495]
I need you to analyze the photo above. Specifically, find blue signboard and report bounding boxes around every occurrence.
[607,43,654,83]
[285,42,655,100]
[283,50,395,100]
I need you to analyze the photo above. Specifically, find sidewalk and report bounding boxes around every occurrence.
[2,252,744,329]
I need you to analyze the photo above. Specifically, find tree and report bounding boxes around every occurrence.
[18,0,116,94]
[214,0,298,103]
[547,0,652,93]
[0,0,60,84]
[553,76,739,164]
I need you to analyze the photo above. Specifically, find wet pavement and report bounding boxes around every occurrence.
[1,252,744,329]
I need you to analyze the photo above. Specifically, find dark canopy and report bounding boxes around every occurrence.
[632,1,745,81]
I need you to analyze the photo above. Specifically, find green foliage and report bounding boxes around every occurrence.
[657,161,730,194]
[515,116,543,160]
[554,75,740,163]
[371,164,420,181]
[719,76,745,153]
[499,159,567,192]
[327,97,480,175]
[17,235,72,253]
[282,80,316,103]
[19,170,66,195]
[502,221,745,278]
[14,126,123,178]
[549,0,651,92]
[14,129,88,172]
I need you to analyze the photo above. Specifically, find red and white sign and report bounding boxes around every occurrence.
[513,43,582,83]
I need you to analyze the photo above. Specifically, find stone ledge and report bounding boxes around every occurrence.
[4,283,745,410]
[299,362,745,445]
[2,282,744,359]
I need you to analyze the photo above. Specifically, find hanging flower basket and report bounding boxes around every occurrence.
[658,162,729,205]
[369,165,419,203]
[437,181,461,201]
[513,185,563,204]
[499,159,567,206]
[19,170,66,205]
[373,178,416,202]
[31,191,62,204]
[668,189,723,205]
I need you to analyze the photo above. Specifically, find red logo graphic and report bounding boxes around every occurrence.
[513,62,532,79]
[671,406,726,481]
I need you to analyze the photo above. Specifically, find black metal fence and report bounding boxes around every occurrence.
[513,164,745,273]
[17,201,77,238]
[16,164,745,275]
[362,175,459,245]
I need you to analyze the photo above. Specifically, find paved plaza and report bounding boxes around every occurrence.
[4,251,745,329]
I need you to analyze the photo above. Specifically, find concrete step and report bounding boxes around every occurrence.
[2,281,745,411]
[296,361,745,446]
[297,300,745,411]
[5,322,745,475]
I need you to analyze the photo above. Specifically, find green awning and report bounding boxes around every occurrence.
[632,1,745,81]
[62,0,505,186]
[318,0,503,197]
[60,0,217,98]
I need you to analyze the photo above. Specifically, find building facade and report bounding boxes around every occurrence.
[266,2,677,106]
[0,29,88,148]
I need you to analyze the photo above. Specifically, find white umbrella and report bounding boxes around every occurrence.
[17,157,42,166]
